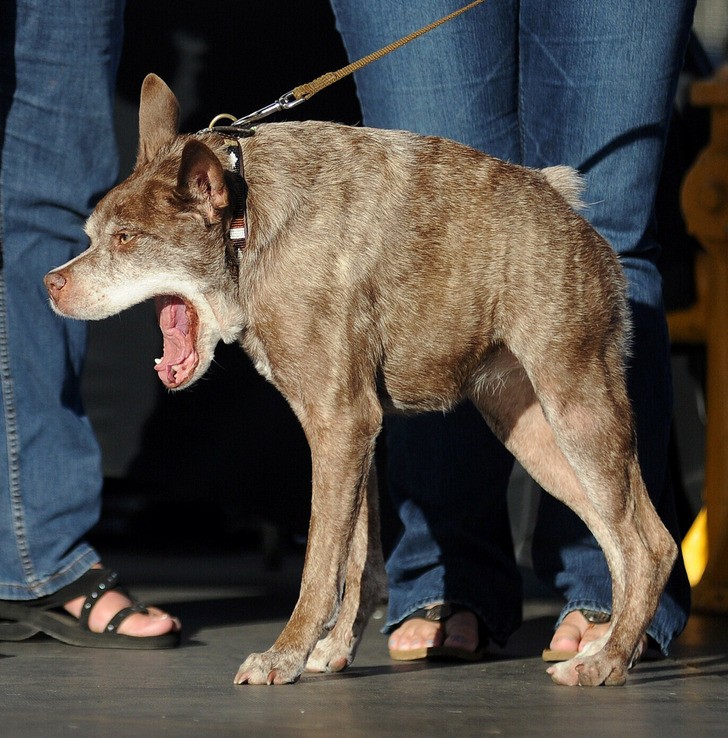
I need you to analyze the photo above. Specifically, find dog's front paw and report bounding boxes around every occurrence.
[234,649,305,685]
[547,651,628,687]
[304,630,357,674]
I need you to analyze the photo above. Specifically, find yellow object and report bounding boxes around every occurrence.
[681,507,708,587]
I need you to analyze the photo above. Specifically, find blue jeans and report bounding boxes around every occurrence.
[330,0,694,651]
[0,0,125,599]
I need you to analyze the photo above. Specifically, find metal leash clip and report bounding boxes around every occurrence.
[232,91,306,127]
[204,91,305,132]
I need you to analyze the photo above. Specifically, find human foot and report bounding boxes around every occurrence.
[63,565,181,638]
[543,609,646,664]
[388,604,485,661]
[0,566,180,649]
[546,609,606,659]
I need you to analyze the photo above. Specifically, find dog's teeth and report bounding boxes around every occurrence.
[154,358,162,365]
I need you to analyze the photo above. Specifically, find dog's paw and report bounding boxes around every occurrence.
[547,652,628,687]
[234,649,305,685]
[304,631,356,674]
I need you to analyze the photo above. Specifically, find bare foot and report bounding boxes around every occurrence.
[388,607,479,656]
[63,565,181,637]
[549,610,606,655]
[548,610,647,664]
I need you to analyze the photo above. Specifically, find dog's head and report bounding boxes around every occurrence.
[45,74,245,390]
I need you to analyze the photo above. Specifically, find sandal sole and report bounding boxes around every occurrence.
[389,645,487,662]
[542,648,578,662]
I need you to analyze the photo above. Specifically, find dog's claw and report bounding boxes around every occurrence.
[304,631,357,673]
[234,650,304,685]
[547,662,581,686]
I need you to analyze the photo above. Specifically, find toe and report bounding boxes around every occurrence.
[116,607,181,637]
[442,610,480,652]
[388,618,441,652]
[550,610,590,653]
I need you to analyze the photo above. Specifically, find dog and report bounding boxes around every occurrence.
[45,74,676,687]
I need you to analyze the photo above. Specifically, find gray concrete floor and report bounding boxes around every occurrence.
[2,549,727,737]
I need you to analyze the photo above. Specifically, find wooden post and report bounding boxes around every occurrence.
[677,65,728,612]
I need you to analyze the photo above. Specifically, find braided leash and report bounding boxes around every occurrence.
[203,0,487,253]
[292,0,486,102]
[205,0,486,131]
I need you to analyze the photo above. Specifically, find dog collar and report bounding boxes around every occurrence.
[223,136,248,254]
[206,127,255,254]
[225,138,248,251]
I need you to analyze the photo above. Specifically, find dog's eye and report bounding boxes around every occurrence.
[117,232,136,246]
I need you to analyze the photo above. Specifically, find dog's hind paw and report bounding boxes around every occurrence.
[234,650,305,685]
[547,652,628,687]
[304,632,356,673]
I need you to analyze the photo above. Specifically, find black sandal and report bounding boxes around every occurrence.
[388,602,489,662]
[0,567,180,650]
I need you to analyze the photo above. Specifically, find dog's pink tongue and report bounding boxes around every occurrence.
[154,296,198,388]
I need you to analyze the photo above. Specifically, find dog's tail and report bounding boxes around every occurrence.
[541,165,586,212]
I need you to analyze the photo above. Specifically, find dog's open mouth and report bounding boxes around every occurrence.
[154,295,199,388]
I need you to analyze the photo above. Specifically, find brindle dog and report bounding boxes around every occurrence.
[45,74,676,687]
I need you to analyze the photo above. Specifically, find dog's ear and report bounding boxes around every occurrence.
[177,139,229,224]
[136,74,180,166]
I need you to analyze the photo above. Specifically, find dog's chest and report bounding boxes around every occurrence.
[238,329,275,383]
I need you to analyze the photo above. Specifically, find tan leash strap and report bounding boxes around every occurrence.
[207,0,487,130]
[291,0,486,102]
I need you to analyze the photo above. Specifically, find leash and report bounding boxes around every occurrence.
[204,0,487,131]
[203,0,487,254]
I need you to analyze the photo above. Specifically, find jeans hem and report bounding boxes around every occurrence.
[384,594,520,647]
[0,546,100,600]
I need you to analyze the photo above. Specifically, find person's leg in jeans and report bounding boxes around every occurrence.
[330,0,523,653]
[521,0,694,654]
[0,0,179,641]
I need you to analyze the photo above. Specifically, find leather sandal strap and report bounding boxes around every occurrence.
[103,603,149,634]
[76,569,148,633]
[78,569,121,630]
[400,602,459,625]
[21,567,119,611]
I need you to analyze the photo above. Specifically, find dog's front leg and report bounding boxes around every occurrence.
[234,402,382,685]
[305,469,387,674]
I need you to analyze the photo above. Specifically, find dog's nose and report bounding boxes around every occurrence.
[44,271,67,297]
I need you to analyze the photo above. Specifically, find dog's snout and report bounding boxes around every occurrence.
[44,271,67,297]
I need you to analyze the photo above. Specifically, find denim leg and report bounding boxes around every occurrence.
[384,408,521,646]
[522,0,695,652]
[0,0,125,599]
[330,0,519,153]
[330,0,523,643]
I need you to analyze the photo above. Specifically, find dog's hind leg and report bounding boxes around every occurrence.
[469,348,676,686]
[235,394,383,685]
[305,468,387,673]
